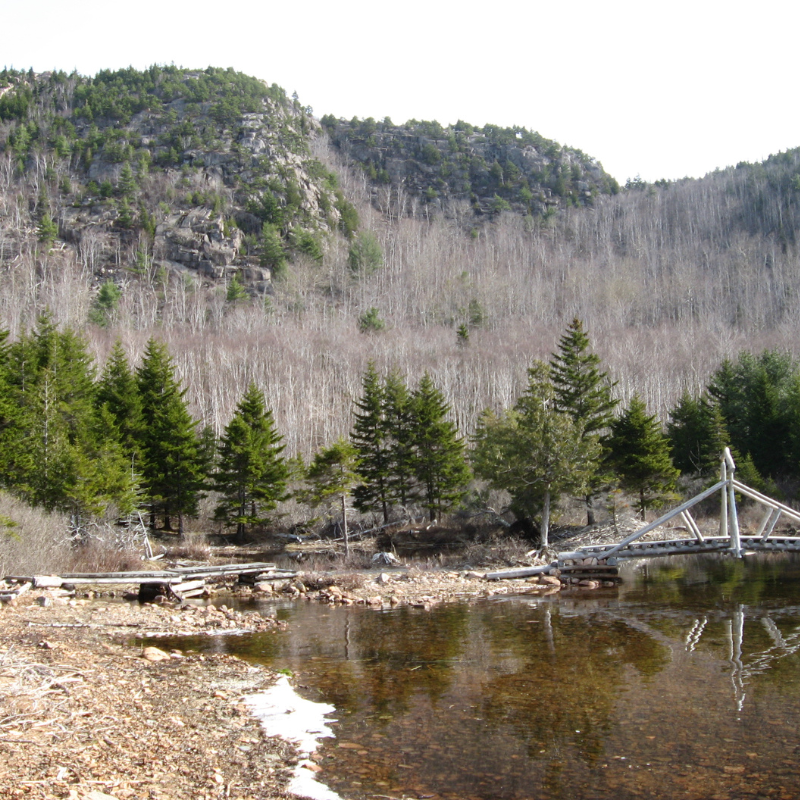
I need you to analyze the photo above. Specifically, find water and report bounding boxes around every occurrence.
[152,555,800,799]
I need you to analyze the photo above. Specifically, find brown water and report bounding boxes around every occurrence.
[153,555,800,800]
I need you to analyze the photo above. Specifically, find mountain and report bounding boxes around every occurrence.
[0,65,358,287]
[320,115,619,220]
[2,65,800,461]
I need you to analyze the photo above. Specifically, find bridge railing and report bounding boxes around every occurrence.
[563,448,800,562]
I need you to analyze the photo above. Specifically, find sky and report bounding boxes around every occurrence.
[4,0,799,184]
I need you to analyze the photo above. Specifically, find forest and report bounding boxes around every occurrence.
[1,66,800,559]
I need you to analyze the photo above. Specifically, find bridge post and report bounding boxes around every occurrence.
[724,448,742,557]
[720,458,728,539]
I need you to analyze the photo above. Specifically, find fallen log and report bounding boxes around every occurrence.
[485,564,557,581]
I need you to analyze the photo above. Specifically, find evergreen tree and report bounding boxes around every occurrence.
[95,341,143,468]
[214,383,288,542]
[409,373,471,522]
[472,362,599,547]
[383,370,416,509]
[304,439,362,557]
[550,319,617,435]
[708,350,795,478]
[136,339,204,534]
[37,212,58,247]
[64,405,140,523]
[607,395,679,519]
[666,391,728,477]
[0,329,32,491]
[6,315,99,511]
[351,363,393,523]
[118,160,138,198]
[549,318,617,523]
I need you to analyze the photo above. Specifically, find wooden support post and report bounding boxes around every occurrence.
[680,510,705,543]
[727,468,741,556]
[720,459,728,540]
[760,509,782,542]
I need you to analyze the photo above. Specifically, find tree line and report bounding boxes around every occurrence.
[0,315,797,543]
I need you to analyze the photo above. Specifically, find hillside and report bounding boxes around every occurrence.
[1,64,800,465]
[320,115,620,220]
[0,66,357,287]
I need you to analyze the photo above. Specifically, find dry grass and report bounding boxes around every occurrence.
[0,492,148,577]
[0,493,73,576]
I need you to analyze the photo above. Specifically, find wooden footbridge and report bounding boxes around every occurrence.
[488,449,800,580]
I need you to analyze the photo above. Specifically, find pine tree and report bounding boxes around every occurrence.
[0,330,32,492]
[136,339,204,534]
[304,439,362,557]
[472,362,599,547]
[607,394,679,519]
[37,212,58,247]
[549,318,617,523]
[6,315,99,511]
[351,363,393,523]
[667,391,728,477]
[95,341,143,467]
[118,161,138,199]
[214,383,288,542]
[409,373,471,522]
[708,350,795,478]
[383,370,416,509]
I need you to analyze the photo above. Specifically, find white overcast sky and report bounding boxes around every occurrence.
[4,0,799,183]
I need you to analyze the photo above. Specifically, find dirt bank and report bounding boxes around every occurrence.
[0,549,620,800]
[0,598,295,800]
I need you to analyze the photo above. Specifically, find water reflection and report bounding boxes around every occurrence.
[149,555,800,800]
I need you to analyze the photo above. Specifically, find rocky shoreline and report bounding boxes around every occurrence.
[0,559,620,800]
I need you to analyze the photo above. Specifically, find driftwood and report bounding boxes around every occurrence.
[0,581,31,602]
[3,563,291,597]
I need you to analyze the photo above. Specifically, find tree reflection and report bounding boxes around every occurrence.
[476,603,670,767]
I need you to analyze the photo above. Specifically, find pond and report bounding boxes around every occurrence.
[153,555,800,800]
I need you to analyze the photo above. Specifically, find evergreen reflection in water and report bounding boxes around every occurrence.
[151,555,800,800]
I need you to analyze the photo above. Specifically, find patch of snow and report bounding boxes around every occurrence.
[245,676,344,800]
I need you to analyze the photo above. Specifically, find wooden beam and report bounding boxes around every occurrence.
[602,480,727,559]
[680,510,705,543]
[732,481,800,525]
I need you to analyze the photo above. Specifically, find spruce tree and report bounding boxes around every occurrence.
[472,362,599,547]
[304,439,362,557]
[214,383,288,542]
[136,339,204,534]
[95,341,143,468]
[607,395,679,519]
[383,370,416,509]
[0,330,32,492]
[667,391,728,477]
[351,363,393,523]
[549,318,617,523]
[6,315,99,511]
[409,373,471,522]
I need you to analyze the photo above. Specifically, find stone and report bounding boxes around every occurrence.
[36,595,53,607]
[540,575,561,586]
[372,552,400,565]
[376,573,392,585]
[142,646,170,662]
[253,582,275,594]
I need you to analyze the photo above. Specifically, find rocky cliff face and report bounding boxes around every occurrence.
[0,66,617,292]
[0,67,354,290]
[321,116,619,220]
